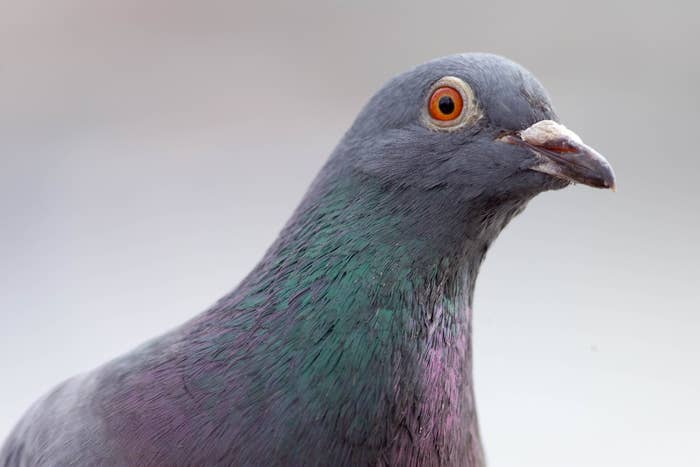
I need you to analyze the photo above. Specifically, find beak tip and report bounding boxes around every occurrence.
[601,166,617,191]
[591,171,616,191]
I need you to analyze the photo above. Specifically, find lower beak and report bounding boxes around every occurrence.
[501,120,616,190]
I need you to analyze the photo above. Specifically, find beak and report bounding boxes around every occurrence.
[500,120,616,190]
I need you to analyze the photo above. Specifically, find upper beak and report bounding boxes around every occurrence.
[500,120,616,190]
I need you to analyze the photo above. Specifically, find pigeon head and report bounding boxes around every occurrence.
[328,53,615,215]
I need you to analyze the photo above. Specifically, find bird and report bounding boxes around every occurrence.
[1,53,615,467]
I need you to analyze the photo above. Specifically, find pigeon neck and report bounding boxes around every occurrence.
[224,172,525,465]
[271,169,524,304]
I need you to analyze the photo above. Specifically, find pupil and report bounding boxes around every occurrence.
[438,95,455,115]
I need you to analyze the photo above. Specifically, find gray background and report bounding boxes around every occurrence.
[1,1,698,466]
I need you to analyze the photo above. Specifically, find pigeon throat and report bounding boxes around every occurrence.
[216,173,527,464]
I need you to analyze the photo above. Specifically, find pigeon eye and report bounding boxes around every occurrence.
[423,76,481,131]
[429,87,463,121]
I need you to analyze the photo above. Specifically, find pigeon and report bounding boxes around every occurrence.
[1,53,615,467]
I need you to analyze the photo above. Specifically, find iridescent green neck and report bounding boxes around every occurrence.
[252,169,503,306]
[205,170,531,464]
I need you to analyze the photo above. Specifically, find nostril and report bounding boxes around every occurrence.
[495,129,521,142]
[496,131,523,145]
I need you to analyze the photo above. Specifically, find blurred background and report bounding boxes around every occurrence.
[1,1,698,466]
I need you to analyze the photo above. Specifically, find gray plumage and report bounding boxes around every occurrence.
[1,53,614,467]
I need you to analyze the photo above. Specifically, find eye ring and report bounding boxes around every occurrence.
[422,76,481,131]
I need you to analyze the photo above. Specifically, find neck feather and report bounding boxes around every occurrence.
[210,172,527,465]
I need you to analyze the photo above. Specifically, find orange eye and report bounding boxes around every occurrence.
[428,86,463,121]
